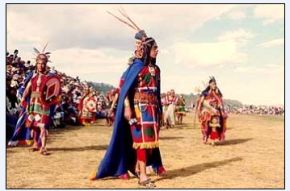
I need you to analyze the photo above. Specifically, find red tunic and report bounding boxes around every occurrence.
[130,64,161,149]
[198,89,227,143]
[26,73,50,129]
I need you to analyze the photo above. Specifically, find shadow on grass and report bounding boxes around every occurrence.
[160,136,184,140]
[48,144,108,152]
[219,138,253,146]
[155,157,243,182]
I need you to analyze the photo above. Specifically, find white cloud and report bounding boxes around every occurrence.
[52,47,130,73]
[234,63,283,74]
[217,29,255,44]
[226,10,247,20]
[257,38,284,48]
[7,4,237,85]
[49,47,131,86]
[6,4,284,105]
[171,41,247,68]
[7,4,235,51]
[254,4,284,25]
[168,28,254,68]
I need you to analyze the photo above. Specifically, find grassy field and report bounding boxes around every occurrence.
[6,113,284,189]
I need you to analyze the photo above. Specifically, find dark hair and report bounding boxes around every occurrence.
[201,86,223,97]
[209,77,216,84]
[143,37,157,66]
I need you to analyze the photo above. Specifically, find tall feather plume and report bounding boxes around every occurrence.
[107,11,138,31]
[33,43,52,63]
[33,47,40,54]
[42,42,48,53]
[118,7,141,31]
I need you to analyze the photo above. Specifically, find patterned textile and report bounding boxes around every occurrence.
[82,95,96,118]
[131,64,160,149]
[95,59,164,179]
[198,89,227,142]
[26,73,50,129]
[9,71,58,146]
[131,104,159,148]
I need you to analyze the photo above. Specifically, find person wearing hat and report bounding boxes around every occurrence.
[15,48,60,155]
[197,77,228,145]
[91,24,165,187]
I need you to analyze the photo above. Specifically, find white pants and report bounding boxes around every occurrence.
[165,104,176,126]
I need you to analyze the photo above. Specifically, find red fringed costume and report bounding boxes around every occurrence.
[197,77,227,144]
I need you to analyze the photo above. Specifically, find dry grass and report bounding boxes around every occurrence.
[6,113,284,189]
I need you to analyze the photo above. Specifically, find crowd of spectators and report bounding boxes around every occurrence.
[6,49,284,141]
[6,50,112,141]
[225,105,284,116]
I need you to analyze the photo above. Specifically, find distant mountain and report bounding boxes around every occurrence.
[178,93,243,108]
[223,99,243,107]
[86,82,243,107]
[87,81,115,94]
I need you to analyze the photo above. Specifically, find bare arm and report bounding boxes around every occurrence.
[124,96,132,121]
[110,93,119,111]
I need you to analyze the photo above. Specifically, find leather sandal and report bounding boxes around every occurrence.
[138,178,156,188]
[30,147,39,152]
[39,148,49,155]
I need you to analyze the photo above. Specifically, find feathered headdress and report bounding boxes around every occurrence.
[33,42,51,63]
[107,8,159,66]
[209,76,216,84]
[106,8,147,41]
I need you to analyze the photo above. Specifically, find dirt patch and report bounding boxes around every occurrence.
[6,114,284,188]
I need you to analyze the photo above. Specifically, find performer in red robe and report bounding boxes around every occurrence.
[21,48,60,155]
[79,87,97,125]
[197,77,227,145]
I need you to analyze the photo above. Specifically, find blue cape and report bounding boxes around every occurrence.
[96,59,164,179]
[9,71,34,144]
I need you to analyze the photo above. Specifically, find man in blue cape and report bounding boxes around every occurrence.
[90,29,166,188]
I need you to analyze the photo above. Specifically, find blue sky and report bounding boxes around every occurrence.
[7,4,284,105]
